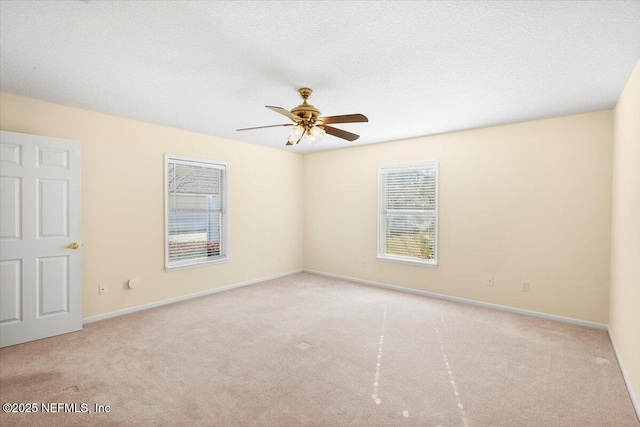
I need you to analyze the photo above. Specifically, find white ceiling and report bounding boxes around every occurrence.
[1,1,639,154]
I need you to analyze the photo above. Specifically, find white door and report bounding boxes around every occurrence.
[0,130,82,347]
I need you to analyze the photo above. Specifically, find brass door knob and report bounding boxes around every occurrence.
[66,242,79,250]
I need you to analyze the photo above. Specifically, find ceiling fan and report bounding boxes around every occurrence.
[237,87,368,146]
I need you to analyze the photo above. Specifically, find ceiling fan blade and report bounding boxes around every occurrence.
[324,125,360,142]
[266,106,302,123]
[236,123,291,131]
[317,113,368,125]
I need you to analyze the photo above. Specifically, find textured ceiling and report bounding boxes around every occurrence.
[1,1,639,154]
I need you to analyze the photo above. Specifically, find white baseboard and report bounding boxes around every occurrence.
[304,269,608,330]
[608,329,640,421]
[83,269,303,324]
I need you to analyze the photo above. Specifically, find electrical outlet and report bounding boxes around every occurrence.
[98,284,107,295]
[361,259,368,268]
[487,276,494,287]
[521,281,530,292]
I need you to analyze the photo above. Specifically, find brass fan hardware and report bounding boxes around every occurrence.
[237,87,368,146]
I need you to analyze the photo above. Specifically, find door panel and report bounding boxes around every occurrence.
[38,179,69,238]
[0,141,21,165]
[0,130,82,348]
[38,256,69,316]
[0,259,22,323]
[0,177,21,239]
[37,146,69,169]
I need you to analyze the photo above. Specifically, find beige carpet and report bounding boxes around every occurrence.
[0,272,637,426]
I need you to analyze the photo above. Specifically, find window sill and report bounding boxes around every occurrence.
[165,256,229,272]
[377,255,437,268]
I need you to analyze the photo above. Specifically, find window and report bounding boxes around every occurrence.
[378,161,438,267]
[165,155,228,270]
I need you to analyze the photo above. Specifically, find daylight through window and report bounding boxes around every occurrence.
[378,161,438,266]
[165,155,227,270]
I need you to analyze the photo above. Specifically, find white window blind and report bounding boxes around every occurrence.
[378,161,438,266]
[165,156,228,270]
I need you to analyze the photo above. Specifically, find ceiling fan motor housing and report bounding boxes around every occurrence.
[291,104,320,122]
[291,87,321,124]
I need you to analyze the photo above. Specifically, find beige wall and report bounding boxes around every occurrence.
[610,59,640,408]
[0,91,621,328]
[0,92,304,318]
[304,111,613,324]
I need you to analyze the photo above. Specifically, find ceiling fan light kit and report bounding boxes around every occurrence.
[308,126,325,144]
[288,125,305,145]
[237,87,368,147]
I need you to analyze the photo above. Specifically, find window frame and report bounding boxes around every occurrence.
[164,154,229,271]
[377,161,439,268]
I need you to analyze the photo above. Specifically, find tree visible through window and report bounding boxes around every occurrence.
[378,162,438,266]
[165,156,227,270]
